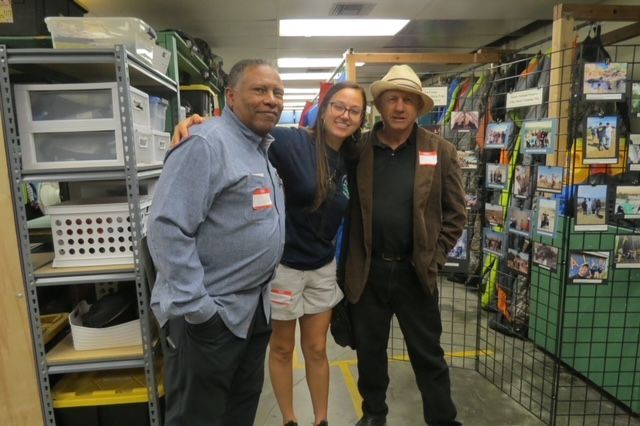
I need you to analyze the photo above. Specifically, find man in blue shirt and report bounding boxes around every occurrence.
[147,59,285,426]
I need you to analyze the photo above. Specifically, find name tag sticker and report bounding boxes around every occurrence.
[252,188,273,210]
[271,289,293,306]
[419,151,438,166]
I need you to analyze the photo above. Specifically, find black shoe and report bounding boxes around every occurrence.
[284,422,298,426]
[355,414,386,426]
[315,422,328,426]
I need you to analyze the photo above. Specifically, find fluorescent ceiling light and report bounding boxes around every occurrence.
[280,19,409,37]
[284,94,317,101]
[280,72,333,81]
[279,57,343,68]
[285,88,320,94]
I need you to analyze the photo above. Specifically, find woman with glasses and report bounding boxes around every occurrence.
[172,81,367,426]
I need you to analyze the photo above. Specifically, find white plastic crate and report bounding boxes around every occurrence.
[69,300,142,350]
[149,96,168,132]
[45,17,156,66]
[151,130,169,163]
[47,198,152,268]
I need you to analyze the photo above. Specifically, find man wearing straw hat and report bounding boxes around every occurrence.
[343,64,466,426]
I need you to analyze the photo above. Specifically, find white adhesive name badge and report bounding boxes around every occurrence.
[252,188,273,210]
[270,289,293,306]
[419,151,438,166]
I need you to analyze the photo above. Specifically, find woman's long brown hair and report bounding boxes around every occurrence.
[308,81,367,211]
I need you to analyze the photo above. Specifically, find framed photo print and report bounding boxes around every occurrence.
[575,185,608,231]
[632,82,640,117]
[568,251,609,284]
[485,203,504,226]
[532,242,559,272]
[483,228,506,258]
[583,62,627,100]
[614,235,640,268]
[451,111,479,132]
[628,134,640,171]
[535,166,563,194]
[614,186,640,219]
[444,228,470,272]
[507,207,533,238]
[457,150,478,170]
[584,116,618,164]
[522,118,558,154]
[512,165,532,199]
[507,248,530,275]
[535,198,559,238]
[485,121,514,149]
[486,163,508,190]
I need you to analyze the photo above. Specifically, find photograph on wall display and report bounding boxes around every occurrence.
[632,82,640,117]
[451,111,479,132]
[444,229,469,270]
[583,62,627,100]
[629,134,640,171]
[535,165,563,194]
[465,194,479,210]
[535,198,559,238]
[424,124,442,136]
[485,203,504,226]
[485,121,514,149]
[568,251,609,284]
[614,235,640,268]
[507,207,533,237]
[575,185,608,231]
[507,248,530,275]
[483,228,506,258]
[486,163,508,190]
[584,116,618,164]
[614,186,640,219]
[457,150,478,169]
[512,165,532,199]
[522,118,558,154]
[532,242,559,272]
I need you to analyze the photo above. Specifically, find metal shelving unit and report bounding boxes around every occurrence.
[0,45,177,425]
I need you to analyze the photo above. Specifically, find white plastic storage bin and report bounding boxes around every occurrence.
[151,131,169,163]
[47,198,152,268]
[45,16,156,66]
[14,82,151,172]
[69,301,142,350]
[134,126,156,165]
[149,96,168,131]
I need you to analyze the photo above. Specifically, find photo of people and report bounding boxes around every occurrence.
[507,248,530,275]
[535,198,558,238]
[451,111,479,132]
[486,163,508,190]
[465,194,479,210]
[508,207,533,237]
[584,116,618,164]
[485,122,514,149]
[483,228,506,257]
[628,134,640,171]
[568,251,609,284]
[512,165,532,199]
[614,186,640,219]
[457,150,478,169]
[535,165,563,193]
[485,203,504,226]
[532,242,559,272]
[583,62,627,99]
[614,235,640,269]
[632,82,640,117]
[446,229,468,264]
[575,184,608,231]
[522,119,557,154]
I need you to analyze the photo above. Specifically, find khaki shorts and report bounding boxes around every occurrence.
[270,260,344,321]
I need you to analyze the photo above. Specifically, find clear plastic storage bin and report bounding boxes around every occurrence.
[45,17,156,65]
[149,96,168,131]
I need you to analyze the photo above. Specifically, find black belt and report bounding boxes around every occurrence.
[373,252,412,262]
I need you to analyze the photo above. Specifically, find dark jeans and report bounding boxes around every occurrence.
[163,298,271,426]
[351,258,460,425]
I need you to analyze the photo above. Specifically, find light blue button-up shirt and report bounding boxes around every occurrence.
[147,107,285,338]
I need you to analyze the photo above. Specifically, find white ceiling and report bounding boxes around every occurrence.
[80,0,635,90]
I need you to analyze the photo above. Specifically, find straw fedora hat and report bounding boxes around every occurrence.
[370,64,434,116]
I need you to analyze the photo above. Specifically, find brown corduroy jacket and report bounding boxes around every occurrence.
[343,125,467,303]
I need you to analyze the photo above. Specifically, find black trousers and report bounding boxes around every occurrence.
[351,258,461,425]
[163,298,271,426]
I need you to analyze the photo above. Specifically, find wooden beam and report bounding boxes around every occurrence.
[600,21,640,45]
[347,52,503,65]
[343,49,357,82]
[556,4,640,22]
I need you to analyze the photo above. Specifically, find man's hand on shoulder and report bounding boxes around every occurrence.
[171,114,206,149]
